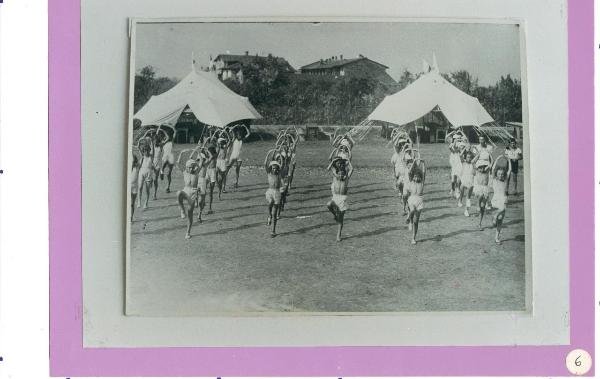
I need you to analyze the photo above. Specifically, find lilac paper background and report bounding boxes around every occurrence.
[49,0,594,375]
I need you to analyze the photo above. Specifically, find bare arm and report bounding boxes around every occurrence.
[264,149,275,172]
[326,159,335,172]
[347,161,354,178]
[328,149,337,161]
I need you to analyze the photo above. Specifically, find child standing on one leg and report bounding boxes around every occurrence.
[225,125,249,191]
[326,158,354,242]
[206,144,218,214]
[390,143,406,196]
[159,130,175,193]
[216,137,230,199]
[264,155,282,238]
[193,147,213,223]
[490,165,511,244]
[175,151,200,240]
[151,133,163,200]
[458,150,475,216]
[473,160,491,230]
[504,138,522,194]
[405,160,426,245]
[448,134,464,198]
[401,150,416,215]
[137,143,154,209]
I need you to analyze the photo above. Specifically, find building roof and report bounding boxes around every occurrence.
[300,56,389,71]
[213,54,295,72]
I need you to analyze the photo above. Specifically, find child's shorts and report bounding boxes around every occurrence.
[206,168,217,183]
[331,194,348,212]
[461,174,474,188]
[408,194,424,211]
[217,158,228,172]
[265,188,281,205]
[473,184,489,197]
[139,169,154,184]
[162,152,175,165]
[491,194,507,211]
[198,176,208,195]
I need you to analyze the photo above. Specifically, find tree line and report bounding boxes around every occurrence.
[134,60,521,126]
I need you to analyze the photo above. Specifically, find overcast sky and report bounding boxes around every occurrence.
[135,22,522,86]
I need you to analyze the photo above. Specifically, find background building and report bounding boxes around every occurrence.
[300,54,397,88]
[209,52,296,83]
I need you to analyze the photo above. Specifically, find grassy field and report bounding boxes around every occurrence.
[128,139,526,315]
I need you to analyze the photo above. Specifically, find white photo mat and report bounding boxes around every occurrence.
[83,0,567,347]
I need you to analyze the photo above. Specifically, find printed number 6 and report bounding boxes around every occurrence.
[575,355,582,367]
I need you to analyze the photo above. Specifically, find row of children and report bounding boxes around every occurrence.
[446,130,517,243]
[131,124,250,239]
[390,129,426,244]
[131,126,176,213]
[264,127,299,237]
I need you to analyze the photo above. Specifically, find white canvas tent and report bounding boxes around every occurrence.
[367,70,494,128]
[133,68,261,128]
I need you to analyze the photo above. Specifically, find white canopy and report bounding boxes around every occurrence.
[133,68,261,128]
[367,71,493,128]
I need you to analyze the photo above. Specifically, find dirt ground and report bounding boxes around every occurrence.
[128,140,526,315]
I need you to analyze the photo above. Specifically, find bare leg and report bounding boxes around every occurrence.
[165,164,173,193]
[327,200,339,221]
[402,194,408,215]
[216,171,224,200]
[465,187,473,216]
[289,162,296,189]
[267,202,273,225]
[411,210,421,244]
[153,171,159,200]
[407,208,414,229]
[185,201,195,239]
[337,211,345,242]
[458,186,465,207]
[131,193,137,221]
[208,182,215,213]
[278,189,287,218]
[177,191,187,219]
[271,204,279,237]
[513,173,518,193]
[478,196,486,230]
[160,161,167,180]
[144,181,150,208]
[495,210,505,243]
[234,161,242,189]
[197,194,206,222]
[221,166,230,193]
[137,180,143,208]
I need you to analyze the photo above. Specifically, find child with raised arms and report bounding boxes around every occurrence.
[327,157,354,242]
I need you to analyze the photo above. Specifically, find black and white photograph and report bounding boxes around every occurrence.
[126,20,527,316]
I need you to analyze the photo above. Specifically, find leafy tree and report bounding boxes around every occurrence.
[133,66,177,113]
[397,69,416,90]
